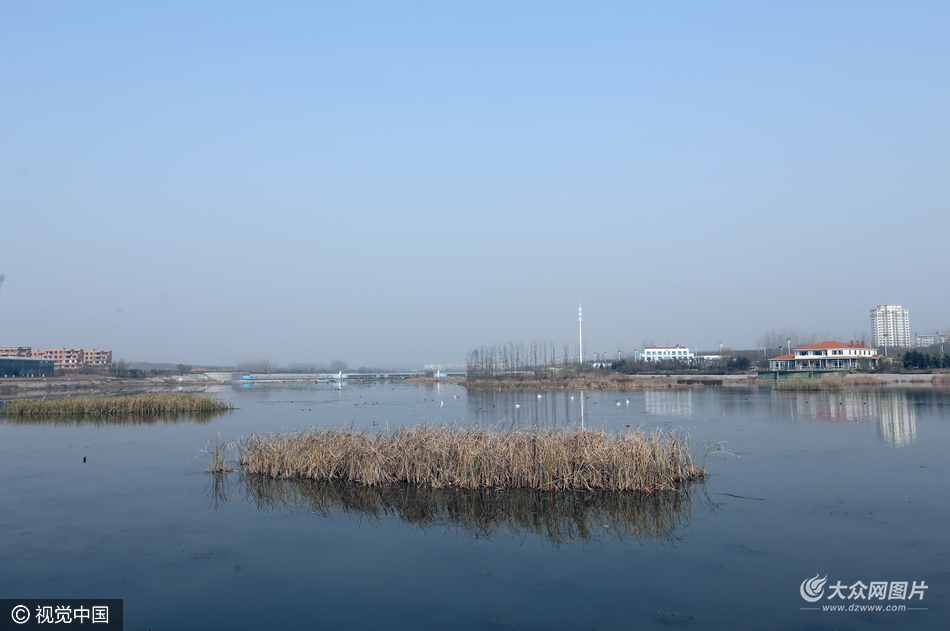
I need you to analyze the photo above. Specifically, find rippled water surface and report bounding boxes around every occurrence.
[2,383,949,629]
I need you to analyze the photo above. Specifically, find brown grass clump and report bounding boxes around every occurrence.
[843,375,884,386]
[238,426,706,493]
[772,378,846,391]
[933,374,950,386]
[0,393,234,417]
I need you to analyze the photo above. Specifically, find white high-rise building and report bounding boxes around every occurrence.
[871,305,910,349]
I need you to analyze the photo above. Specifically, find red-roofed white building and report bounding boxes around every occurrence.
[769,341,878,371]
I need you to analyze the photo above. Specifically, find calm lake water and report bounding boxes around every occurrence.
[2,383,949,630]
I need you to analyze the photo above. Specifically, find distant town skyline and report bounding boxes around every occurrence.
[2,2,948,367]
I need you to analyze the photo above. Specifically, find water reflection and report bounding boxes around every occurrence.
[771,389,918,448]
[644,390,694,417]
[877,394,916,448]
[0,410,226,426]
[773,392,875,424]
[208,474,712,547]
[465,390,597,429]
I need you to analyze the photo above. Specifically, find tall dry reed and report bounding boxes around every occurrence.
[201,433,238,473]
[239,426,706,493]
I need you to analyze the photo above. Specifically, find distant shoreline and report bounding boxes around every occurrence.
[461,372,950,391]
[0,374,220,401]
[2,371,947,402]
[461,374,753,391]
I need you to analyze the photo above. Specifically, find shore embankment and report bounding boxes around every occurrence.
[461,373,755,391]
[462,372,950,391]
[0,373,220,401]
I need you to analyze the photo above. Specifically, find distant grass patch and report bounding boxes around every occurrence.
[0,393,234,417]
[843,374,884,386]
[772,378,846,391]
[237,426,707,493]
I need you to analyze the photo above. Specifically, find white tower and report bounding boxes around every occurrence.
[578,304,583,366]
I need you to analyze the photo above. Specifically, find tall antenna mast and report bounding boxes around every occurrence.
[578,304,583,367]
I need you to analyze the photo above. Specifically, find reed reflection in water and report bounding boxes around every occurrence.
[208,474,712,547]
[0,410,227,427]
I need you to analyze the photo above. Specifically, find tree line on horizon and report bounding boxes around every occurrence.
[466,341,566,377]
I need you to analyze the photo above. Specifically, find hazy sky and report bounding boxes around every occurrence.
[2,2,948,368]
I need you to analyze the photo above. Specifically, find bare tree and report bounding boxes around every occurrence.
[236,359,273,373]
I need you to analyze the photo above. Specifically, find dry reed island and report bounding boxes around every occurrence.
[234,426,707,493]
[0,393,234,417]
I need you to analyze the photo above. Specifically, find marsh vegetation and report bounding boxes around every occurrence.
[236,426,706,493]
[0,393,234,417]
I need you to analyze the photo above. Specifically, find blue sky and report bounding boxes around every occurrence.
[2,2,948,367]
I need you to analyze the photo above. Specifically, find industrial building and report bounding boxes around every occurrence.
[0,356,54,378]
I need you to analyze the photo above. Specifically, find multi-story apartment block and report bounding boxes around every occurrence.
[916,333,948,348]
[0,346,113,369]
[870,305,910,349]
[83,349,113,367]
[0,347,33,357]
[32,347,85,368]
